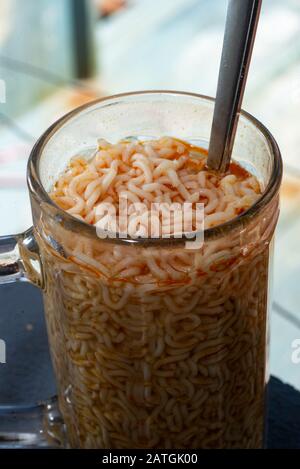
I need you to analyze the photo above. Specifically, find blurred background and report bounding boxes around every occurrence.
[0,0,299,397]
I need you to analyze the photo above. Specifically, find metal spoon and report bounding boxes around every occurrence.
[207,0,262,172]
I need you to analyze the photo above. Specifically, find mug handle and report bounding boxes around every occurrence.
[0,228,65,448]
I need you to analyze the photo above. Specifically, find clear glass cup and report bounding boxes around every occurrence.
[0,91,282,448]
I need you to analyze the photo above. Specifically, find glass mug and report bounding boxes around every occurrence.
[0,92,282,449]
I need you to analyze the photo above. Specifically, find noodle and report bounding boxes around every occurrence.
[37,137,278,448]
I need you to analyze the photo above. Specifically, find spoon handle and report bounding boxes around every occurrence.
[207,0,262,172]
